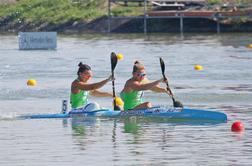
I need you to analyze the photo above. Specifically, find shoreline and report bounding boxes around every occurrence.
[1,17,252,34]
[1,0,252,34]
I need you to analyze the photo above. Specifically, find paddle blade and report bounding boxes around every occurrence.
[110,52,120,111]
[173,98,183,108]
[111,52,118,72]
[159,57,165,75]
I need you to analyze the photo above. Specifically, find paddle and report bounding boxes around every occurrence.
[111,52,121,110]
[159,57,183,108]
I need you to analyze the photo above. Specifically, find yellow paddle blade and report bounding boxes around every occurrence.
[114,97,124,107]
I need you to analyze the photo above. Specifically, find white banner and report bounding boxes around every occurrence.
[18,32,57,50]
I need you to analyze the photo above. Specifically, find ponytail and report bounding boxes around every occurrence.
[77,62,91,75]
[133,60,145,73]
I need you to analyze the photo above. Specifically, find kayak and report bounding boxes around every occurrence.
[19,106,227,123]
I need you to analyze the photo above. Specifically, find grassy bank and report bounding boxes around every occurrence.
[0,0,107,24]
[0,0,143,24]
[0,0,251,33]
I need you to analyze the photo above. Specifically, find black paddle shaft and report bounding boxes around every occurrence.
[110,52,120,110]
[159,58,174,97]
[159,57,183,108]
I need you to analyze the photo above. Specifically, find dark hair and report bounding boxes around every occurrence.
[77,62,91,75]
[133,60,145,73]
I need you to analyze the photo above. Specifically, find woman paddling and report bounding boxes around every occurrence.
[120,61,171,111]
[70,62,112,112]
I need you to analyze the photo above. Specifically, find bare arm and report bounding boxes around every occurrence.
[150,85,167,93]
[142,78,167,93]
[131,79,163,91]
[143,77,172,95]
[90,89,113,97]
[72,76,111,92]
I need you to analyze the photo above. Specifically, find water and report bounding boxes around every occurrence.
[0,33,252,166]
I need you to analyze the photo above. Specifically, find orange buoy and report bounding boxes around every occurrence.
[231,121,244,132]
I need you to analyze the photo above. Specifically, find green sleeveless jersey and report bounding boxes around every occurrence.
[120,90,143,110]
[70,90,89,109]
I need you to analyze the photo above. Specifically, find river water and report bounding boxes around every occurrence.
[0,33,252,166]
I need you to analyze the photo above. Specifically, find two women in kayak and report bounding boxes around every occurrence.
[70,61,171,112]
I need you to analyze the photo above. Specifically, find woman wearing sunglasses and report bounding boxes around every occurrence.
[70,62,112,112]
[120,61,170,111]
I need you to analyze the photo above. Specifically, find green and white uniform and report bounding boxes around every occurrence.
[120,90,143,110]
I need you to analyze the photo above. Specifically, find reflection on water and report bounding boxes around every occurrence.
[70,116,143,136]
[68,115,243,165]
[69,115,229,148]
[122,117,140,134]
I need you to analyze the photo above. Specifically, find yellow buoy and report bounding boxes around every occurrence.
[27,79,37,86]
[115,97,124,107]
[249,44,252,49]
[194,64,203,71]
[116,53,124,60]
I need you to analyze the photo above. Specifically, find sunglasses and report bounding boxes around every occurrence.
[137,73,146,77]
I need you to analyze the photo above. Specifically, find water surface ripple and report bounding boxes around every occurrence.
[0,33,252,166]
